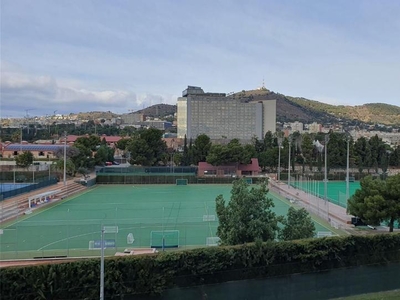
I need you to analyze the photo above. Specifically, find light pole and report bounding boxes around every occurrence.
[345,132,350,202]
[20,126,23,152]
[278,137,283,181]
[63,131,67,186]
[100,225,118,300]
[288,136,292,188]
[324,134,330,202]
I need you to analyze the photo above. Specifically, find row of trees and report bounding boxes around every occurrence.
[11,128,400,176]
[113,129,400,173]
[14,135,115,178]
[1,121,173,143]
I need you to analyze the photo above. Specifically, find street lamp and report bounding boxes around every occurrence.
[288,135,292,188]
[277,137,283,181]
[100,225,118,300]
[63,131,67,186]
[345,132,351,202]
[324,134,330,202]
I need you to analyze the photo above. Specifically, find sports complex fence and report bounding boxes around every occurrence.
[0,178,59,201]
[96,166,266,184]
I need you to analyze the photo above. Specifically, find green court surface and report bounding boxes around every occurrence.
[0,184,334,260]
[290,180,360,207]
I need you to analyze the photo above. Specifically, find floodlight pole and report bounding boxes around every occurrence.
[346,133,350,202]
[99,225,118,300]
[63,131,67,186]
[288,136,292,188]
[324,135,330,202]
[100,227,105,300]
[278,137,283,181]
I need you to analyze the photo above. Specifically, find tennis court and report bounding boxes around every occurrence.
[0,184,334,260]
[290,180,360,207]
[0,183,34,192]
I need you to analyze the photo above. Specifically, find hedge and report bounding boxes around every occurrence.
[1,234,400,299]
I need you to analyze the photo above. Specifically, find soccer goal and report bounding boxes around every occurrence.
[245,178,253,184]
[316,231,334,238]
[150,230,180,248]
[176,179,188,185]
[203,215,216,221]
[206,237,220,246]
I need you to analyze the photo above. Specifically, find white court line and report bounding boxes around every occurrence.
[37,230,100,251]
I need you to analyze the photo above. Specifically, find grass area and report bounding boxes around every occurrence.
[332,289,400,300]
[0,184,337,260]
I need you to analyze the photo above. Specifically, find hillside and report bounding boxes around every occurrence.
[233,89,400,126]
[75,111,119,120]
[287,97,400,126]
[231,89,341,124]
[134,104,176,118]
[76,90,399,126]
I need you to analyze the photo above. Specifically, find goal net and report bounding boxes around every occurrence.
[206,237,220,246]
[176,179,188,185]
[150,230,180,248]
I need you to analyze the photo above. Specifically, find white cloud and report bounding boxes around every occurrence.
[0,67,173,117]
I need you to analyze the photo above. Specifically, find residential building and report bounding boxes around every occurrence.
[290,121,304,133]
[121,113,145,124]
[177,86,276,140]
[198,158,261,177]
[1,143,69,159]
[308,122,322,133]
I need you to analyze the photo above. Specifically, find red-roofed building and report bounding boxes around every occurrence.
[198,158,261,178]
[63,134,124,145]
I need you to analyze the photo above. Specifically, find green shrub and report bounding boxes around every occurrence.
[1,234,400,299]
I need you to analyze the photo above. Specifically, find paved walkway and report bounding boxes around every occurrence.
[269,179,353,231]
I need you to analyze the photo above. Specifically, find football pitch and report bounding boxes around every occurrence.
[0,184,335,260]
[290,180,361,208]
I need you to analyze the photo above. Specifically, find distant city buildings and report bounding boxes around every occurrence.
[307,122,321,133]
[177,86,276,140]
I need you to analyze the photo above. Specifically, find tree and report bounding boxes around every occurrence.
[215,178,279,245]
[301,133,314,171]
[139,128,167,165]
[127,138,153,166]
[77,167,90,178]
[192,134,212,164]
[94,145,111,165]
[125,128,167,166]
[15,151,34,167]
[181,135,190,166]
[207,139,251,166]
[278,207,315,240]
[55,158,76,176]
[11,130,22,143]
[347,174,400,232]
[116,138,129,151]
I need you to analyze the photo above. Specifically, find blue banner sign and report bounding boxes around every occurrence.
[93,239,116,249]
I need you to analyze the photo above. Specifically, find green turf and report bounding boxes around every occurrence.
[0,184,335,259]
[290,180,360,207]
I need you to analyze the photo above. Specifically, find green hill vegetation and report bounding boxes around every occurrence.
[287,97,400,126]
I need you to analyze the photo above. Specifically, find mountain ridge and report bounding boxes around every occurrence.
[77,90,399,126]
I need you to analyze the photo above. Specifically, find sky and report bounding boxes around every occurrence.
[1,0,400,118]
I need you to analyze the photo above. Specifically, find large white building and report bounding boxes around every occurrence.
[177,86,276,140]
